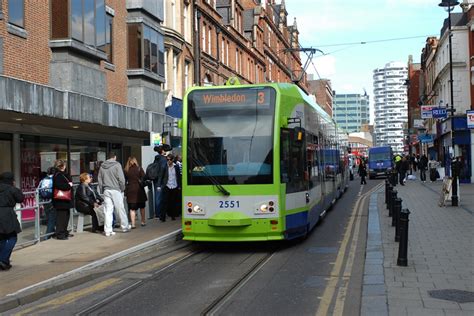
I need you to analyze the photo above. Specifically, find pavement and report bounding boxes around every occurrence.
[362,176,474,316]
[0,218,182,313]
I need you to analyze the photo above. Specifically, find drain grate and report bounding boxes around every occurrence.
[428,289,474,303]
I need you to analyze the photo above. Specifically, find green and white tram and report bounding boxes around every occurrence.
[181,80,349,241]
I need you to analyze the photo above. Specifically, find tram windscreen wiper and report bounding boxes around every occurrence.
[191,155,230,196]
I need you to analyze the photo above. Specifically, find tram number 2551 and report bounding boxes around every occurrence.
[218,201,240,208]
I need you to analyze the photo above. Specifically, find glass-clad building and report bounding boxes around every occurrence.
[333,93,370,133]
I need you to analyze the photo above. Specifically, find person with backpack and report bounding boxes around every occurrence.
[38,167,56,239]
[145,145,168,221]
[0,172,24,270]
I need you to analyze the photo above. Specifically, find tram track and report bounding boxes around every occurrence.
[200,250,277,316]
[74,246,202,316]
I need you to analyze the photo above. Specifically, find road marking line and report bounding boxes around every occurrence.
[13,278,121,316]
[315,183,383,316]
[333,194,368,315]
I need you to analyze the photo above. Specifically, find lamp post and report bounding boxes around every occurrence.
[439,0,459,206]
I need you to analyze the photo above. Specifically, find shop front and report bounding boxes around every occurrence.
[438,117,472,183]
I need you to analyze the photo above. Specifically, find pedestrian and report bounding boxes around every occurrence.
[358,160,367,185]
[98,152,130,237]
[38,167,56,239]
[162,154,182,221]
[52,159,74,240]
[124,157,147,228]
[418,154,428,183]
[75,173,104,233]
[0,172,24,270]
[399,156,410,186]
[145,145,168,221]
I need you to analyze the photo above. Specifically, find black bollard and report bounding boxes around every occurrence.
[390,171,397,186]
[392,197,402,228]
[386,185,392,210]
[397,208,411,266]
[385,180,390,205]
[389,190,397,217]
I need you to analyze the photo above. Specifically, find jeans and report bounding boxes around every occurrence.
[420,168,426,182]
[0,235,17,265]
[154,185,164,219]
[103,189,129,234]
[45,203,56,238]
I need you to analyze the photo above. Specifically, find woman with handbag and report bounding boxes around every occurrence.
[52,159,74,240]
[124,157,147,228]
[75,173,104,233]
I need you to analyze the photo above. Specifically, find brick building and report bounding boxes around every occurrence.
[193,0,308,91]
[307,79,333,117]
[0,0,172,206]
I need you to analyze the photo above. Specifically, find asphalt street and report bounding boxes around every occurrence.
[6,178,382,316]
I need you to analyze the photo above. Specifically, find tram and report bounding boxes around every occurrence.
[181,79,349,241]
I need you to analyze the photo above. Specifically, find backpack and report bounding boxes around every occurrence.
[145,162,161,181]
[38,176,53,199]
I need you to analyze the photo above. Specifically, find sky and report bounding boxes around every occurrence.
[285,0,464,123]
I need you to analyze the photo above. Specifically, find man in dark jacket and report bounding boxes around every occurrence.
[0,172,24,270]
[418,154,428,182]
[399,156,410,185]
[146,145,169,220]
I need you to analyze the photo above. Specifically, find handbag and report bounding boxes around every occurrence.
[53,188,72,201]
[53,173,72,201]
[93,204,105,226]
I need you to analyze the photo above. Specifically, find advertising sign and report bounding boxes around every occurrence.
[467,110,474,129]
[421,106,433,119]
[413,119,424,128]
[432,107,448,119]
[150,133,162,146]
[418,134,434,143]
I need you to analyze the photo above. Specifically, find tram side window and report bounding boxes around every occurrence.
[307,134,320,188]
[284,128,306,193]
[280,129,290,183]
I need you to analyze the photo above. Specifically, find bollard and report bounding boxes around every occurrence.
[389,190,397,217]
[392,197,402,228]
[385,180,390,205]
[397,208,411,266]
[386,184,392,210]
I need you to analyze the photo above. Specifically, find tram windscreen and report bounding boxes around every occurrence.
[187,87,276,185]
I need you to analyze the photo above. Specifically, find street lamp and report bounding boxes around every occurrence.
[438,0,459,206]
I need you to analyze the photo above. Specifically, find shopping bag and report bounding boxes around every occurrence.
[93,205,105,226]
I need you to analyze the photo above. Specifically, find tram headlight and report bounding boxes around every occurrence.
[192,205,204,214]
[260,204,268,212]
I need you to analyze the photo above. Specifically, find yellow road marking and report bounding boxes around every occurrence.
[14,278,121,316]
[315,183,382,316]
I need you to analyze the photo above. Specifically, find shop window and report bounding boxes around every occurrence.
[8,0,24,28]
[70,139,107,183]
[127,23,165,77]
[0,133,12,174]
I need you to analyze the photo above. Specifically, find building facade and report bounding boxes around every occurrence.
[333,93,370,133]
[422,11,472,182]
[307,78,333,117]
[0,0,172,212]
[192,0,308,91]
[406,56,421,155]
[373,61,408,154]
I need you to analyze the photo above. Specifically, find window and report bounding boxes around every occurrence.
[184,61,190,91]
[235,49,239,73]
[127,23,165,77]
[202,22,206,52]
[173,52,178,95]
[226,40,229,65]
[183,4,189,41]
[221,38,225,62]
[8,0,24,28]
[52,0,106,51]
[99,12,113,63]
[208,26,211,56]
